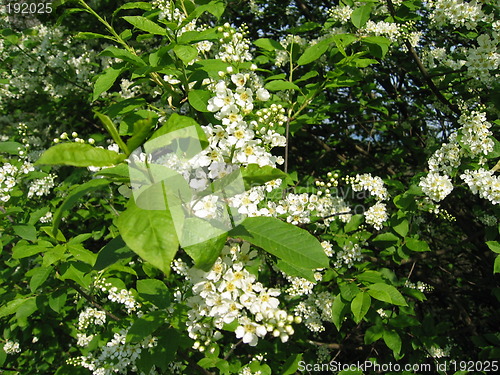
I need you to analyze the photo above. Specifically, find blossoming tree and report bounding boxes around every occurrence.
[0,0,499,374]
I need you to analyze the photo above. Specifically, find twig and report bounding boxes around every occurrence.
[385,0,459,116]
[71,282,121,321]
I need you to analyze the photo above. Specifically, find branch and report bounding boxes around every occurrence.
[385,0,459,116]
[71,282,121,321]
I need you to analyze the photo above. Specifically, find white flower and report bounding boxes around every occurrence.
[235,317,267,346]
[364,202,388,230]
[419,172,453,202]
[3,340,21,354]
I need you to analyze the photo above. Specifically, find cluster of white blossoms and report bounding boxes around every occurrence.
[426,0,489,30]
[275,34,308,67]
[293,291,335,333]
[328,5,353,23]
[27,175,56,199]
[68,329,159,375]
[70,278,159,374]
[154,0,196,36]
[348,173,388,201]
[458,111,495,157]
[39,211,53,223]
[460,169,500,205]
[465,33,500,81]
[0,24,98,100]
[405,280,434,293]
[421,110,497,203]
[178,242,301,350]
[334,240,363,268]
[0,161,34,202]
[346,173,389,229]
[363,20,401,41]
[94,278,142,315]
[77,307,107,331]
[3,340,21,354]
[215,24,252,63]
[419,172,454,202]
[284,241,333,297]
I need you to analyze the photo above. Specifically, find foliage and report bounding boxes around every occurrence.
[0,0,499,374]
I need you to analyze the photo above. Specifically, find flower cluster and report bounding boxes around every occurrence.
[27,175,56,199]
[215,24,252,63]
[458,111,495,157]
[293,291,335,333]
[426,0,489,30]
[460,169,500,205]
[328,5,353,23]
[348,173,388,201]
[405,280,434,293]
[0,161,34,202]
[180,242,300,349]
[364,202,388,230]
[3,340,21,354]
[77,307,107,331]
[333,240,363,268]
[68,329,159,375]
[419,172,454,202]
[0,24,98,100]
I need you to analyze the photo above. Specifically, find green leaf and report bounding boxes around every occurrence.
[101,46,146,66]
[95,111,130,154]
[230,216,329,270]
[183,230,226,271]
[383,329,402,355]
[297,38,332,65]
[351,291,371,323]
[357,270,386,284]
[275,260,316,282]
[368,283,407,306]
[188,90,212,112]
[281,353,303,375]
[12,244,50,259]
[264,80,300,91]
[58,262,92,288]
[241,164,287,189]
[75,32,115,41]
[392,216,409,237]
[29,266,53,292]
[254,38,284,51]
[331,294,348,330]
[67,244,96,266]
[350,5,372,28]
[36,143,125,167]
[113,2,152,17]
[48,290,67,313]
[13,225,37,241]
[136,279,171,309]
[486,241,500,254]
[117,198,179,275]
[344,214,364,232]
[404,237,430,252]
[0,141,23,155]
[0,297,36,318]
[363,36,391,58]
[122,16,166,35]
[494,255,500,274]
[151,112,208,149]
[127,311,166,343]
[372,232,400,248]
[52,179,111,236]
[173,44,198,65]
[94,236,133,270]
[93,65,123,101]
[364,324,383,344]
[127,117,153,152]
